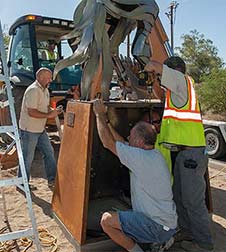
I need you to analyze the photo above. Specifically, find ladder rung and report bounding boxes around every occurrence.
[0,228,33,242]
[0,125,14,133]
[0,177,23,187]
[6,132,15,140]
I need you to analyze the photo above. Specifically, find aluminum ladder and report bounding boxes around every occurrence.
[0,21,41,251]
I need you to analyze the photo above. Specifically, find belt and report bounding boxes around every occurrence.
[163,143,204,151]
[180,146,193,150]
[180,146,204,151]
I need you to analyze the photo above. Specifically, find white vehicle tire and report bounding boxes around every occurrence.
[205,127,226,159]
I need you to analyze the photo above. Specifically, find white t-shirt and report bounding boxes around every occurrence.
[161,64,188,107]
[19,81,49,133]
[116,141,177,229]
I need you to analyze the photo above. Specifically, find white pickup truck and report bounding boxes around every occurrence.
[203,120,226,159]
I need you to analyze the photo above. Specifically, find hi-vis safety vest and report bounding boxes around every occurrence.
[155,134,173,185]
[45,50,57,61]
[159,75,206,147]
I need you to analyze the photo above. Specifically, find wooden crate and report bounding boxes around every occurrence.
[52,100,212,250]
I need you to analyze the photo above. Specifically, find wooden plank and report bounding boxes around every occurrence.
[52,101,94,245]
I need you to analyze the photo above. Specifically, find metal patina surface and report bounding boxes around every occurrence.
[53,0,159,100]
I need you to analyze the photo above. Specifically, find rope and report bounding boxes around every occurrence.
[0,237,32,252]
[0,240,17,252]
[209,165,226,180]
[38,227,57,252]
[0,227,58,252]
[19,237,33,252]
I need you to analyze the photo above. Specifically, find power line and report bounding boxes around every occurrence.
[165,1,179,54]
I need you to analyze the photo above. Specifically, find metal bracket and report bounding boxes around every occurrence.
[67,112,75,127]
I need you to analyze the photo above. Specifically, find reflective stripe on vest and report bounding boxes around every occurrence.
[164,76,201,122]
[46,51,57,60]
[163,109,202,121]
[159,75,206,147]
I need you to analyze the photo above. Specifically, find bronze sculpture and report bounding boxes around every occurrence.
[53,0,159,100]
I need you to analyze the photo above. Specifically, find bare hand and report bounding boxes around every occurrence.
[144,61,163,76]
[48,109,59,118]
[93,99,107,116]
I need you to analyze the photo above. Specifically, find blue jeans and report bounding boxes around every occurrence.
[18,130,56,183]
[118,211,176,244]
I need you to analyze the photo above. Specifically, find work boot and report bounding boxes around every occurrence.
[181,241,214,252]
[48,181,55,191]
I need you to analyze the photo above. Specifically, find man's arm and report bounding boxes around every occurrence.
[28,108,62,119]
[152,79,165,101]
[93,100,125,156]
[108,123,126,143]
[95,113,117,155]
[25,87,63,119]
[144,61,187,103]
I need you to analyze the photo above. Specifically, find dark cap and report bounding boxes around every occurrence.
[164,56,186,74]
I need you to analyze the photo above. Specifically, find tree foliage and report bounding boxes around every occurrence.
[176,30,224,82]
[3,32,10,49]
[197,69,226,113]
[0,32,10,72]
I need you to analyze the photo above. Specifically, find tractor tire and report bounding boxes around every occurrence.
[205,127,226,159]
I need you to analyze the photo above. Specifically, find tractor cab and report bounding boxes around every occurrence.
[7,14,82,119]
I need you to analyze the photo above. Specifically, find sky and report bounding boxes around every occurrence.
[0,0,226,63]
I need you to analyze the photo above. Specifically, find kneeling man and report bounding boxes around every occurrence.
[93,100,177,252]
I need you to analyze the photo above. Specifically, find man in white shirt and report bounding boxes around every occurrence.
[18,67,62,189]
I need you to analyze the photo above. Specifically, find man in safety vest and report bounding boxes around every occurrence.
[144,57,213,252]
[42,40,58,61]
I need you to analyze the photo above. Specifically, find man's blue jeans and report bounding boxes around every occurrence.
[18,129,56,183]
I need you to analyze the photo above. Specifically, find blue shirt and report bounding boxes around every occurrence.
[116,141,177,229]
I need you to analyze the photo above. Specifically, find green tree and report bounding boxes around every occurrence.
[197,69,226,113]
[3,32,10,49]
[176,30,224,82]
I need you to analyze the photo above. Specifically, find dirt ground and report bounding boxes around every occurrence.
[0,133,226,252]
